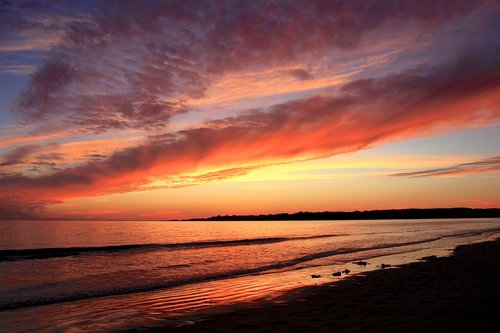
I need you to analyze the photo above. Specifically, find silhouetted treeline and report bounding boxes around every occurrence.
[189,208,500,221]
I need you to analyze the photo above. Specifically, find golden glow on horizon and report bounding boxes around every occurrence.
[45,170,500,220]
[44,147,500,220]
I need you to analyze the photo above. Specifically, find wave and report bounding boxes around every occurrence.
[0,234,341,262]
[0,237,441,311]
[439,227,500,240]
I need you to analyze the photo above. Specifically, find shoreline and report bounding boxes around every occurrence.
[186,208,500,221]
[132,238,500,332]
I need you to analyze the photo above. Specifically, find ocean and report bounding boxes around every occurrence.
[1,218,499,332]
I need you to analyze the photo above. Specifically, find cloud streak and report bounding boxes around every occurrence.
[0,1,78,52]
[0,144,40,166]
[391,156,500,178]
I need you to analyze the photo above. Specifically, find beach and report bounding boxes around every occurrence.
[138,238,500,333]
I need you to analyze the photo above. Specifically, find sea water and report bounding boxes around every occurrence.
[0,218,499,332]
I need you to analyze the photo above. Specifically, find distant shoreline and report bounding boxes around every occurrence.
[186,207,500,221]
[1,208,499,222]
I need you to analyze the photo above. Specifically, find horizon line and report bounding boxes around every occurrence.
[2,207,499,222]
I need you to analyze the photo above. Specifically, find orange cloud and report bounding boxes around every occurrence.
[2,0,499,218]
[1,46,499,218]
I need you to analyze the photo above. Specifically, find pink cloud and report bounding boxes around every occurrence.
[12,0,489,133]
[0,2,75,52]
[2,44,499,218]
[0,144,41,166]
[2,0,500,218]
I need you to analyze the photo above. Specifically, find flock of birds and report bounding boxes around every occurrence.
[310,261,393,279]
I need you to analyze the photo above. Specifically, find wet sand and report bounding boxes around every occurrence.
[132,238,500,332]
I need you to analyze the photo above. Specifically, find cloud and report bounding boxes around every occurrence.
[147,166,261,189]
[0,196,61,220]
[2,1,500,217]
[0,0,85,52]
[2,43,499,211]
[391,156,500,178]
[0,143,61,175]
[11,0,486,133]
[287,69,313,81]
[0,64,37,75]
[0,144,40,166]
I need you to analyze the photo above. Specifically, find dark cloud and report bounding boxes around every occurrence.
[0,144,40,166]
[11,0,487,133]
[0,196,61,220]
[1,142,61,162]
[287,69,313,81]
[85,153,108,161]
[391,156,500,178]
[0,0,88,51]
[35,152,63,162]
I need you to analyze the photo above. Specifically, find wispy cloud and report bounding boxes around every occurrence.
[0,0,87,53]
[144,166,262,190]
[0,144,41,166]
[390,156,500,177]
[0,64,37,75]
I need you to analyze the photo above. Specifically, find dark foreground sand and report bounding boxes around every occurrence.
[137,239,500,333]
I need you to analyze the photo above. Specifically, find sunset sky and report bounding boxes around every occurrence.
[0,0,499,220]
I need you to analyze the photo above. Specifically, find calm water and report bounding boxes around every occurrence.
[1,219,499,332]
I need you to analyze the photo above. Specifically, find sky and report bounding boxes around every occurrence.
[0,0,499,220]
